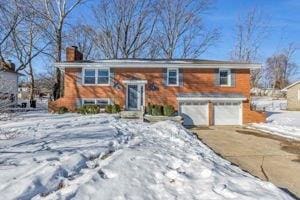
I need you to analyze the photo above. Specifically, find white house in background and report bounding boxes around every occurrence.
[0,61,21,107]
[282,80,300,111]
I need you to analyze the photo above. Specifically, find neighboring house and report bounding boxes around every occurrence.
[18,83,30,99]
[282,81,300,110]
[50,46,265,125]
[0,61,20,107]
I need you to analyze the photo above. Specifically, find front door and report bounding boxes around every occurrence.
[127,84,144,110]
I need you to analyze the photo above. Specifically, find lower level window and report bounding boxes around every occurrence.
[83,99,96,105]
[82,99,110,106]
[96,99,109,106]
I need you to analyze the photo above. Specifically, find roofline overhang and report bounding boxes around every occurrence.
[281,80,300,91]
[177,97,247,101]
[0,70,24,76]
[54,61,261,69]
[122,80,148,84]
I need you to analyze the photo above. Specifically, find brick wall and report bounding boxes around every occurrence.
[48,67,265,123]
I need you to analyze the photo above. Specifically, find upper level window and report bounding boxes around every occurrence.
[167,68,178,86]
[98,69,109,84]
[84,68,110,85]
[219,69,231,86]
[84,69,96,84]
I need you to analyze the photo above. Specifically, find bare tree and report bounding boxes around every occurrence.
[67,23,95,60]
[231,8,268,87]
[91,0,157,58]
[153,0,219,59]
[0,1,22,62]
[10,6,50,102]
[35,67,56,97]
[27,0,86,99]
[265,43,298,89]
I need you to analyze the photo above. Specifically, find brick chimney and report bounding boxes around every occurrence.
[7,60,16,71]
[66,46,83,61]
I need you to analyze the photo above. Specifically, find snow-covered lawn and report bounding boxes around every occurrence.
[0,112,294,199]
[251,97,300,140]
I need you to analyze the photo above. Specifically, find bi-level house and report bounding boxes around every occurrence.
[50,46,265,126]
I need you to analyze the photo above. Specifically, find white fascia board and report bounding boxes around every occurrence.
[122,80,148,84]
[55,62,261,69]
[281,80,300,91]
[177,97,247,101]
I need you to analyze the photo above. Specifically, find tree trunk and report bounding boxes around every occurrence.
[29,63,35,101]
[54,29,62,100]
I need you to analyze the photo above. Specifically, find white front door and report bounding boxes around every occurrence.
[214,102,242,125]
[126,84,144,110]
[180,102,209,126]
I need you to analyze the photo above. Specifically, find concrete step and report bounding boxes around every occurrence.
[120,110,144,119]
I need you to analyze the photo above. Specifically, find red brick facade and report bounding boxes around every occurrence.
[49,67,265,124]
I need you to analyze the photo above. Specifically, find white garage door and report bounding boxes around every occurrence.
[214,102,242,125]
[180,102,208,126]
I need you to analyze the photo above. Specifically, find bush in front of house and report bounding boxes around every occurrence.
[57,106,68,114]
[105,105,112,113]
[78,105,100,115]
[151,105,163,116]
[145,104,175,116]
[146,103,153,115]
[111,104,121,113]
[163,105,175,116]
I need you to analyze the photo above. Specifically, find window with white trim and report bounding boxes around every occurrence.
[97,69,109,84]
[219,69,231,86]
[96,99,109,106]
[83,68,110,85]
[84,69,96,84]
[83,99,96,105]
[167,68,179,86]
[82,99,110,106]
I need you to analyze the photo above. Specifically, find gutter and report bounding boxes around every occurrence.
[176,97,247,101]
[54,62,261,69]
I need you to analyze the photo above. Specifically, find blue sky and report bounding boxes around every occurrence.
[203,0,300,63]
[35,0,300,80]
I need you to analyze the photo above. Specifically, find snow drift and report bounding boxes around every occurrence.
[0,112,294,199]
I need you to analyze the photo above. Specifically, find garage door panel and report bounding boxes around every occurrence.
[180,103,208,126]
[214,102,241,125]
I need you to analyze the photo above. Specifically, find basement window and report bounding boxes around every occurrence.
[82,99,95,105]
[82,98,110,106]
[96,99,109,106]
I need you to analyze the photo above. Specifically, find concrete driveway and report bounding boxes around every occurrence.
[191,126,300,198]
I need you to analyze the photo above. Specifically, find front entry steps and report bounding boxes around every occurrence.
[120,110,144,119]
